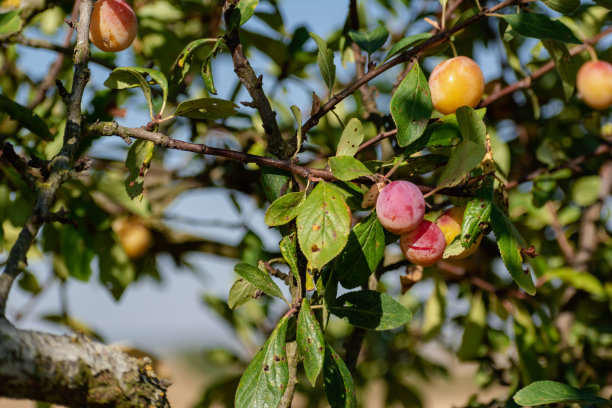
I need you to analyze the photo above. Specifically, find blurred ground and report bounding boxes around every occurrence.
[0,351,507,408]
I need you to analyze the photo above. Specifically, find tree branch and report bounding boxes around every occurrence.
[0,0,93,313]
[0,317,170,407]
[87,121,474,198]
[222,1,288,158]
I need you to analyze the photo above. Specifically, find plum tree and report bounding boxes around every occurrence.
[399,220,447,266]
[428,56,485,115]
[89,0,137,52]
[576,60,612,110]
[376,180,426,234]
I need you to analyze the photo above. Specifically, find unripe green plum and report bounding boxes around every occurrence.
[577,60,612,110]
[399,220,446,267]
[376,180,425,234]
[428,56,485,115]
[90,0,138,52]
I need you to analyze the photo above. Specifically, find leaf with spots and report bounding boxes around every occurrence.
[297,298,325,386]
[235,315,289,408]
[297,182,351,270]
[331,290,412,330]
[329,156,372,181]
[172,97,238,120]
[125,139,154,200]
[323,344,356,408]
[234,263,287,302]
[390,61,432,148]
[461,175,493,248]
[265,191,306,226]
[336,118,364,157]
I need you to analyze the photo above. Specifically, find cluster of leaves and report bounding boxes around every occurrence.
[1,0,612,407]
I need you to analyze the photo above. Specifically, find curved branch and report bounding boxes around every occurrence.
[87,121,473,198]
[223,1,287,158]
[0,317,169,407]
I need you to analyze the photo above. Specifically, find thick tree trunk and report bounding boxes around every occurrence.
[0,317,170,407]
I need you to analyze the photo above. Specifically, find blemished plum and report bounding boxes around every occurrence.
[90,0,138,52]
[399,220,446,267]
[577,60,612,110]
[428,56,485,115]
[376,180,425,234]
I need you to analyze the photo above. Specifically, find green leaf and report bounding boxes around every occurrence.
[383,33,432,62]
[514,381,611,406]
[593,0,612,8]
[310,32,336,92]
[545,268,605,297]
[237,0,259,26]
[491,205,536,295]
[0,95,53,141]
[290,105,302,157]
[234,263,286,301]
[280,233,300,289]
[422,276,446,339]
[297,298,325,386]
[571,175,600,206]
[98,240,136,301]
[348,25,389,54]
[501,13,581,44]
[438,106,487,188]
[543,40,577,101]
[265,191,306,226]
[461,177,493,248]
[61,226,94,282]
[329,156,372,181]
[457,291,486,360]
[201,37,224,95]
[323,344,357,408]
[543,0,580,14]
[228,278,258,310]
[331,290,412,330]
[336,118,364,156]
[390,61,432,148]
[0,10,21,35]
[125,140,154,200]
[297,182,351,270]
[261,166,291,203]
[172,97,238,120]
[336,212,385,289]
[235,315,289,408]
[104,67,169,118]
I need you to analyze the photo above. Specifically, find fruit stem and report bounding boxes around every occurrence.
[449,41,458,58]
[585,45,598,62]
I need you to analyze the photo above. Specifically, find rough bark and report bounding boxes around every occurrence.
[0,317,170,407]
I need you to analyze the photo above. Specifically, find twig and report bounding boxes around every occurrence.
[546,201,575,263]
[481,25,612,107]
[223,1,287,158]
[348,0,378,117]
[0,0,94,313]
[29,0,81,109]
[572,160,612,271]
[10,35,116,70]
[88,121,474,197]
